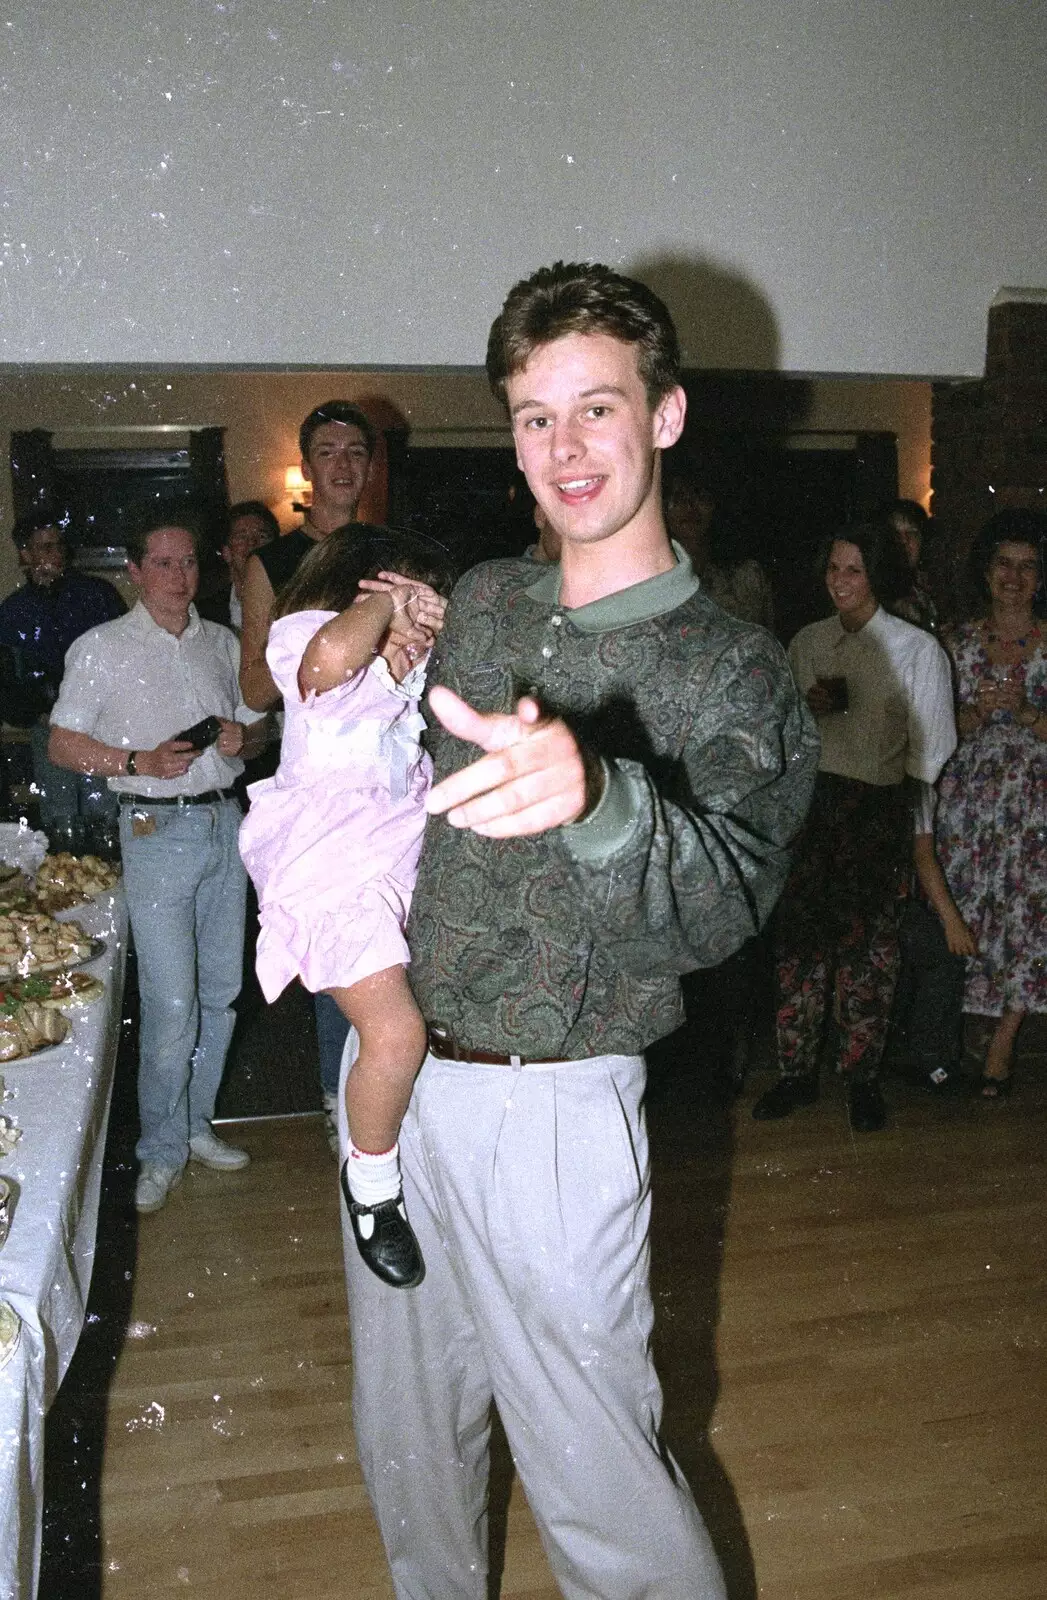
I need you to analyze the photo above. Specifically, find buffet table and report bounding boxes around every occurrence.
[0,890,127,1600]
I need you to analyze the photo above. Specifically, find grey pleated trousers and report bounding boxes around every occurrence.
[338,1046,727,1600]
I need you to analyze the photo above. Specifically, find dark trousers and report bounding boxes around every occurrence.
[887,900,965,1072]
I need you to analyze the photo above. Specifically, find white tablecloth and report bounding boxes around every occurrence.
[0,892,127,1600]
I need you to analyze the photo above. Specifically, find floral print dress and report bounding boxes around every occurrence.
[936,622,1047,1016]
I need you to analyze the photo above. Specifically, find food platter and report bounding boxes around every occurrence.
[0,1036,66,1065]
[0,853,121,916]
[0,911,99,980]
[0,952,99,980]
[0,946,105,982]
[0,850,113,1056]
[0,998,71,1062]
[0,968,105,1010]
[30,853,121,913]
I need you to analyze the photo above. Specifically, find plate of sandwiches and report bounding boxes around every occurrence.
[0,996,72,1062]
[32,852,121,913]
[0,910,99,979]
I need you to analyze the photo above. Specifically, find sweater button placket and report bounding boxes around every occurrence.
[540,610,564,661]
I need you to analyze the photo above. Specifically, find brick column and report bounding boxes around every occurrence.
[932,293,1047,615]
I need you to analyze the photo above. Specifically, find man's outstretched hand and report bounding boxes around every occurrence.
[425,686,603,837]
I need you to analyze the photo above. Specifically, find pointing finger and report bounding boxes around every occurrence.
[427,686,541,752]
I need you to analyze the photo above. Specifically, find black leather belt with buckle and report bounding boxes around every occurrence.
[119,789,235,807]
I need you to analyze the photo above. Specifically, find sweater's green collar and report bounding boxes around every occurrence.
[524,542,700,633]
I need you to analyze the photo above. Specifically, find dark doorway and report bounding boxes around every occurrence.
[395,446,532,570]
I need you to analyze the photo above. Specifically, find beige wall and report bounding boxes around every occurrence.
[7,6,1045,375]
[800,378,932,515]
[0,368,930,600]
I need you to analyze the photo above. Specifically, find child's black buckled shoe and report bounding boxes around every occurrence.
[340,1162,425,1288]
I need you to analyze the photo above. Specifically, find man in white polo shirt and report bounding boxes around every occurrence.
[49,513,266,1213]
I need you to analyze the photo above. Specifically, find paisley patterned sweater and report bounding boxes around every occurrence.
[407,554,819,1059]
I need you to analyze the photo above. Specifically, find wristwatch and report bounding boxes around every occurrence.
[126,750,138,776]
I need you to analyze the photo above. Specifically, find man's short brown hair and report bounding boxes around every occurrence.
[486,261,681,410]
[126,508,203,567]
[299,401,377,461]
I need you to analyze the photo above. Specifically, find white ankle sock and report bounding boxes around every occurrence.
[344,1141,402,1208]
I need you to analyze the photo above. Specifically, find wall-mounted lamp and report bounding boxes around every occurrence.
[285,464,312,512]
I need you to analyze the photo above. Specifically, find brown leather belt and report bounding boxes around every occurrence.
[426,1025,565,1066]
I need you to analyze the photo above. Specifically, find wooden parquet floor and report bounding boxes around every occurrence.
[41,1034,1047,1599]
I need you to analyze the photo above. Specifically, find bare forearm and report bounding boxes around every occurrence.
[958,699,1047,741]
[49,725,196,782]
[913,831,976,954]
[913,834,957,923]
[240,655,280,712]
[49,726,130,778]
[299,594,394,696]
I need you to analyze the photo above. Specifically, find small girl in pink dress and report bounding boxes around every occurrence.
[239,526,452,1289]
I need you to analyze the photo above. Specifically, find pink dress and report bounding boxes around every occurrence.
[238,609,431,1003]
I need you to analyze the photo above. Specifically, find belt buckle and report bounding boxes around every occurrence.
[427,1024,454,1059]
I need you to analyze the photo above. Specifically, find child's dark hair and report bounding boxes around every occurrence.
[272,524,456,620]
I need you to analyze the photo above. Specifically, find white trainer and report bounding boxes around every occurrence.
[321,1091,341,1157]
[135,1163,184,1214]
[188,1127,250,1170]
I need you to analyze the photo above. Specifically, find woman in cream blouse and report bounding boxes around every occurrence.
[752,518,955,1133]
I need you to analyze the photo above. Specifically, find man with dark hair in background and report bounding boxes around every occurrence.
[0,512,124,842]
[885,497,938,633]
[218,500,279,632]
[238,401,378,1152]
[49,513,266,1214]
[343,262,819,1600]
[239,401,377,709]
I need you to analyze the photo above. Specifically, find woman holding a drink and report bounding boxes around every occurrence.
[752,518,956,1131]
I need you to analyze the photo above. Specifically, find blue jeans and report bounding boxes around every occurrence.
[31,720,119,842]
[119,798,247,1167]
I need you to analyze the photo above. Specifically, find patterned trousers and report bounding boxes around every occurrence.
[774,773,909,1083]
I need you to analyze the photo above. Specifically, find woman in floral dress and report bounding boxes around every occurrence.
[936,511,1047,1098]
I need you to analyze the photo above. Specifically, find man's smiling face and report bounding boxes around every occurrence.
[507,331,684,553]
[302,420,371,523]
